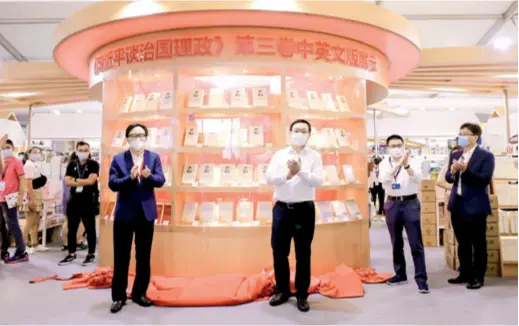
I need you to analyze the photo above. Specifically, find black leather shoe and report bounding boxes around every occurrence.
[269,293,290,307]
[110,300,125,313]
[132,296,153,307]
[297,297,310,312]
[467,279,484,290]
[448,275,469,284]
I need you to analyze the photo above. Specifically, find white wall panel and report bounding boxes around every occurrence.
[30,112,101,140]
[382,1,514,16]
[413,20,497,48]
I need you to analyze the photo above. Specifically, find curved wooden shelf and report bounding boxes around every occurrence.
[104,111,174,121]
[175,146,365,154]
[175,183,365,193]
[176,107,281,117]
[285,108,365,120]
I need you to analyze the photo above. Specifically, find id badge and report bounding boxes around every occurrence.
[0,181,5,192]
[391,183,401,190]
[76,186,84,193]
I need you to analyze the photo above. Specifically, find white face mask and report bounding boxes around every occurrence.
[130,139,146,151]
[77,152,89,161]
[389,147,404,158]
[29,153,42,162]
[291,132,308,147]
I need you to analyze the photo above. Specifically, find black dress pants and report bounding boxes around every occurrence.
[67,196,97,255]
[451,195,488,281]
[271,201,315,298]
[111,207,154,302]
[370,184,385,215]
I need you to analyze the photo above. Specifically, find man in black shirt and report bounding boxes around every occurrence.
[59,141,100,266]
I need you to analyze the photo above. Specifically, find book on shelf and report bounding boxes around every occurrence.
[156,203,165,223]
[163,165,172,187]
[316,201,334,223]
[346,200,362,219]
[163,204,172,224]
[336,95,351,112]
[187,89,204,108]
[183,127,199,146]
[145,92,161,111]
[256,164,268,184]
[308,129,319,148]
[231,128,248,147]
[147,128,158,148]
[181,164,197,184]
[155,127,172,148]
[112,130,126,147]
[208,88,228,108]
[159,91,173,111]
[237,164,253,185]
[324,165,341,185]
[182,202,198,224]
[218,130,231,147]
[321,93,338,111]
[306,91,324,110]
[501,236,518,262]
[199,202,216,224]
[335,129,350,147]
[256,201,273,223]
[131,94,146,112]
[342,165,357,184]
[119,96,133,113]
[287,89,303,109]
[237,200,254,223]
[203,132,220,147]
[252,87,268,108]
[248,126,264,147]
[331,200,350,221]
[199,164,215,185]
[230,87,249,108]
[219,164,235,185]
[217,202,234,224]
[323,128,339,148]
[494,182,518,206]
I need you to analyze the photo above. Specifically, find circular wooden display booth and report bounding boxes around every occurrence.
[53,1,420,277]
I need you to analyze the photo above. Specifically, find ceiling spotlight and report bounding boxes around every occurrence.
[328,76,333,80]
[76,109,83,114]
[242,69,248,73]
[52,110,60,115]
[449,107,456,111]
[492,37,513,51]
[154,74,161,78]
[304,73,311,77]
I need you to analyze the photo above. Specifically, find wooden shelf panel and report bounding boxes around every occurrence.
[176,107,280,117]
[499,205,518,209]
[175,146,365,154]
[285,108,365,120]
[175,183,365,193]
[104,111,173,121]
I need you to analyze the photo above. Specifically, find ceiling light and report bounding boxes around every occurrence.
[242,69,248,73]
[492,37,513,51]
[328,76,333,80]
[431,87,465,93]
[154,74,161,78]
[76,109,83,114]
[495,74,518,79]
[52,110,60,115]
[0,92,37,98]
[449,107,456,111]
[304,73,311,77]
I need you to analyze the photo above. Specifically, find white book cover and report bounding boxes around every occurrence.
[184,127,199,146]
[145,92,161,111]
[314,130,329,149]
[252,87,268,108]
[256,164,268,184]
[249,126,264,147]
[208,88,228,108]
[119,96,133,113]
[316,201,334,223]
[156,127,172,148]
[232,128,248,147]
[331,201,350,221]
[306,91,324,110]
[286,89,301,109]
[346,200,362,219]
[181,164,197,184]
[307,129,319,148]
[187,89,204,108]
[182,202,198,224]
[203,132,220,147]
[146,128,158,147]
[163,165,172,187]
[342,165,357,184]
[499,210,510,234]
[199,202,216,224]
[130,94,146,112]
[324,165,341,185]
[217,202,234,224]
[199,164,215,185]
[335,129,350,147]
[230,87,249,108]
[237,164,253,185]
[112,130,126,147]
[219,164,235,185]
[159,91,173,111]
[237,200,254,223]
[336,95,351,112]
[256,201,273,223]
[501,237,518,262]
[323,128,338,148]
[321,93,337,111]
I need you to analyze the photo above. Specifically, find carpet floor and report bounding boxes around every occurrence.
[0,223,517,325]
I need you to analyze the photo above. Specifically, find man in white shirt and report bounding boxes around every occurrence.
[378,134,429,294]
[266,119,323,313]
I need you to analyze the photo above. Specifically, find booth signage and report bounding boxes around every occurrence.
[93,34,378,75]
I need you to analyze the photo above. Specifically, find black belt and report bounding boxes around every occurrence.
[388,194,417,202]
[276,201,312,209]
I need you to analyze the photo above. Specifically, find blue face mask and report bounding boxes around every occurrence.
[456,136,470,148]
[2,149,13,158]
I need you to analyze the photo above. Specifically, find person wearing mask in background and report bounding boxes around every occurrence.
[58,141,99,266]
[108,123,165,314]
[378,134,429,293]
[61,152,87,252]
[0,139,29,264]
[445,123,495,290]
[23,146,45,253]
[369,156,385,216]
[17,152,25,161]
[266,119,323,313]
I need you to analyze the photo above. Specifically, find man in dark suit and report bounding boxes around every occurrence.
[108,123,165,313]
[445,122,495,290]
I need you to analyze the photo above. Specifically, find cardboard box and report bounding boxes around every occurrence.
[486,237,500,250]
[445,253,456,270]
[423,235,437,247]
[444,228,456,245]
[455,256,460,269]
[487,209,499,224]
[422,225,437,237]
[421,213,436,225]
[420,180,436,191]
[420,191,436,203]
[445,243,456,257]
[490,195,498,209]
[439,216,448,228]
[487,250,500,264]
[486,263,499,277]
[421,202,436,214]
[486,222,499,237]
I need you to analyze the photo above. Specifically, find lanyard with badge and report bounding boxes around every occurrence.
[0,162,11,192]
[389,159,403,190]
[75,162,87,193]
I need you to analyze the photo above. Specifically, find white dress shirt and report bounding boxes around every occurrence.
[131,152,144,177]
[368,168,380,187]
[378,157,422,197]
[457,145,477,196]
[266,146,324,203]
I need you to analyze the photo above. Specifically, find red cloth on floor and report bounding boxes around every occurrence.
[30,264,391,307]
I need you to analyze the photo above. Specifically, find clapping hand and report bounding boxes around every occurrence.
[0,134,7,148]
[452,159,467,173]
[287,158,301,176]
[131,165,139,180]
[398,150,410,167]
[142,165,151,179]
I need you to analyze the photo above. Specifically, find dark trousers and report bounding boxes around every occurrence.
[0,203,26,255]
[384,198,427,284]
[271,201,315,298]
[451,195,487,280]
[111,207,154,302]
[370,184,385,215]
[67,196,97,255]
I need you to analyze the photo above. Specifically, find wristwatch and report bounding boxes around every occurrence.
[404,164,410,169]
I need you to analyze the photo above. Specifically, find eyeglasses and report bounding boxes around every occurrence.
[458,133,475,137]
[128,133,147,140]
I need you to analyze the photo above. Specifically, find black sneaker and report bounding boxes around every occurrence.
[1,251,9,263]
[387,275,408,286]
[61,245,68,251]
[5,252,29,264]
[82,254,95,266]
[58,254,76,266]
[418,282,430,294]
[77,243,88,251]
